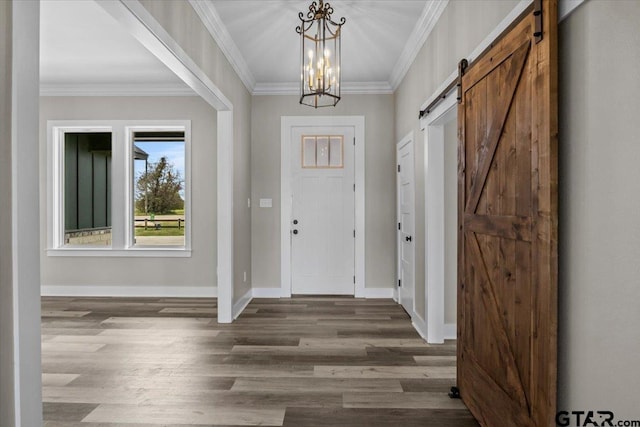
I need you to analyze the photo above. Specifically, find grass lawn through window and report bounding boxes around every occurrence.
[134,210,185,244]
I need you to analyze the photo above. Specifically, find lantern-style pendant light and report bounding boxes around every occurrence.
[296,0,345,108]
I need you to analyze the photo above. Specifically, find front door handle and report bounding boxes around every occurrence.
[405,235,412,242]
[293,229,299,235]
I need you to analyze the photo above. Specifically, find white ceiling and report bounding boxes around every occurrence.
[208,0,429,89]
[40,0,192,94]
[40,0,445,96]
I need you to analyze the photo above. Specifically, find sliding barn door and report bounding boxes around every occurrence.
[457,1,558,426]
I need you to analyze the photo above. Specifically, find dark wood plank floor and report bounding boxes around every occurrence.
[41,296,478,427]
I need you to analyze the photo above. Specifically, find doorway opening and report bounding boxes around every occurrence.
[421,93,457,344]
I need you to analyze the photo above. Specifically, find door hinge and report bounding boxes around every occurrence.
[353,137,356,145]
[353,183,355,192]
[353,276,356,284]
[398,222,401,230]
[353,230,356,238]
[533,0,543,43]
[397,164,401,172]
[398,279,402,287]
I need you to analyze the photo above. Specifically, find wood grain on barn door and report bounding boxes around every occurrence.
[457,1,558,426]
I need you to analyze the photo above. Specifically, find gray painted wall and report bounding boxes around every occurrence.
[558,1,640,417]
[251,95,395,290]
[395,0,518,319]
[139,0,252,301]
[40,97,218,289]
[0,2,15,424]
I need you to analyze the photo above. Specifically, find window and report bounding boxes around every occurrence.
[63,132,112,246]
[302,135,343,168]
[132,131,186,247]
[48,121,191,256]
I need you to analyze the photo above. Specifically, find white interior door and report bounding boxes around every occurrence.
[397,137,415,315]
[291,126,355,294]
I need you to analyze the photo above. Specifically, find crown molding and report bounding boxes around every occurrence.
[189,0,256,93]
[40,82,196,97]
[252,82,298,96]
[393,0,581,95]
[389,0,449,91]
[342,81,394,95]
[252,81,393,96]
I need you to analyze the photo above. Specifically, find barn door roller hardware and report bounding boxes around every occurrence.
[419,1,543,118]
[534,0,543,43]
[418,78,457,119]
[417,57,468,119]
[456,58,468,104]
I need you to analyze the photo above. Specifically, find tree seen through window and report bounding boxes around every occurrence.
[133,132,185,246]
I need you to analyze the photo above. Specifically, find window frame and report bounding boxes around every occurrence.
[47,120,192,257]
[125,124,191,251]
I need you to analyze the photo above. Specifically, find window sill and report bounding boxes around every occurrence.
[46,247,192,258]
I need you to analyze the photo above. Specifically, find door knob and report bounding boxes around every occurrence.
[405,235,412,242]
[293,229,299,235]
[293,219,299,225]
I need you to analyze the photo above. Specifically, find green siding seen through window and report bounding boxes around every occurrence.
[64,133,112,233]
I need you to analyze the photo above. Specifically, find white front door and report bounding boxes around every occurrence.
[397,136,415,315]
[291,126,355,295]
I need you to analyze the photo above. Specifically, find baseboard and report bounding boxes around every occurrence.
[251,286,394,299]
[232,288,253,319]
[361,287,395,299]
[412,315,456,342]
[412,312,429,342]
[444,323,456,340]
[41,285,217,298]
[251,287,283,298]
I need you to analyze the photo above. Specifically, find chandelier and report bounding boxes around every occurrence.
[296,0,345,108]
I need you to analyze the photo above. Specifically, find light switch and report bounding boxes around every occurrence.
[259,198,272,208]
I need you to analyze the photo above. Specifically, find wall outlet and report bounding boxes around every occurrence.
[243,271,247,282]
